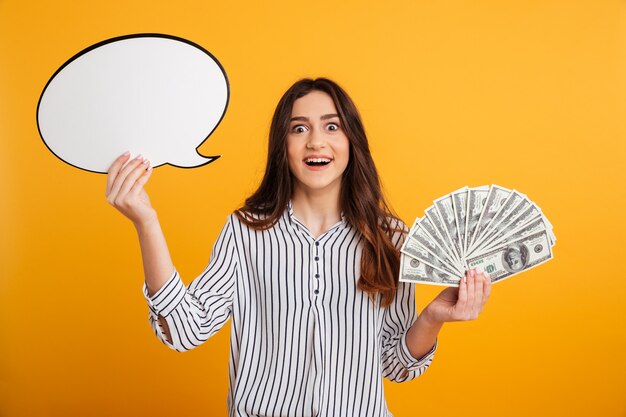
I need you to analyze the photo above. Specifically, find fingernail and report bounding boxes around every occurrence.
[134,154,143,160]
[142,158,149,165]
[476,266,483,274]
[123,150,130,156]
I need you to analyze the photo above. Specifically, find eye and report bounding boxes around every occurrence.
[291,124,308,133]
[327,122,340,131]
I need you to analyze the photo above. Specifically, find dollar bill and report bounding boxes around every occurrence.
[401,238,462,277]
[474,199,539,252]
[466,230,553,284]
[464,186,489,254]
[403,219,464,275]
[399,253,461,286]
[451,186,468,255]
[467,190,525,253]
[470,194,529,252]
[471,215,551,256]
[544,216,556,246]
[425,205,462,269]
[415,215,459,268]
[434,193,463,263]
[469,185,511,249]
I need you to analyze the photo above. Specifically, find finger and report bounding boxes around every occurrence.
[117,158,150,199]
[106,151,131,195]
[107,155,145,204]
[472,268,484,318]
[129,162,153,196]
[108,155,145,203]
[455,271,468,316]
[465,269,475,319]
[481,272,491,309]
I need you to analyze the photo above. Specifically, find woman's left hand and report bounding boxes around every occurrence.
[423,268,491,324]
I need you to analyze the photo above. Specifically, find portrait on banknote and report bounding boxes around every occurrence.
[502,244,529,272]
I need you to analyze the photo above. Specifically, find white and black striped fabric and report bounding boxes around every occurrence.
[143,201,437,417]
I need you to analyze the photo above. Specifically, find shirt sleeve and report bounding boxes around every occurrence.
[142,215,239,352]
[379,217,437,382]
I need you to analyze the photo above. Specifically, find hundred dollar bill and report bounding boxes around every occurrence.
[472,205,543,255]
[451,186,468,255]
[466,230,553,284]
[544,216,556,246]
[414,215,459,268]
[399,253,461,286]
[475,199,539,251]
[404,219,464,275]
[469,185,511,249]
[464,186,489,254]
[434,192,463,263]
[469,192,527,252]
[402,238,462,277]
[425,205,462,268]
[469,190,525,249]
[471,215,551,256]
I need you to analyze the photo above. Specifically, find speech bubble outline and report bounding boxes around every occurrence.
[36,33,230,174]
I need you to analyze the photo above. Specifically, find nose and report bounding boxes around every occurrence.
[306,125,326,149]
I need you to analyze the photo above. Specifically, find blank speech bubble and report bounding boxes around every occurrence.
[37,33,229,173]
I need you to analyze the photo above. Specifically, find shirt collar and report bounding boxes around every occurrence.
[286,199,347,234]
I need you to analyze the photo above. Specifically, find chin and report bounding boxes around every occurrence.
[296,177,341,193]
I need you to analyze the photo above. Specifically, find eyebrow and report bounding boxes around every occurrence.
[290,113,339,122]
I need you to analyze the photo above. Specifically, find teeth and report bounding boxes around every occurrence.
[305,158,331,163]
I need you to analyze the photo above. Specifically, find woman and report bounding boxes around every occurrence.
[106,78,491,416]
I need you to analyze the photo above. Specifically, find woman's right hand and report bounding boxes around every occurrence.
[106,152,156,228]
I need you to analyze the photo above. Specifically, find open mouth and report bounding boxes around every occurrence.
[304,157,332,167]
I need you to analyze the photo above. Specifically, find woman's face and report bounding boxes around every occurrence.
[286,90,350,196]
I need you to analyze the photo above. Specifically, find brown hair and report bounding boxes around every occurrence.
[235,78,405,307]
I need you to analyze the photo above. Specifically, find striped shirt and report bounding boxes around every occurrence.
[142,201,437,417]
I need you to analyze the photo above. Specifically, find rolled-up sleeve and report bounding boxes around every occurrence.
[380,281,437,382]
[380,216,437,382]
[142,215,239,352]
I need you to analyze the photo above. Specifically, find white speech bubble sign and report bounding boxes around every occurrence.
[37,33,229,173]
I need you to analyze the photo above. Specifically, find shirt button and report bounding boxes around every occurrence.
[315,242,319,246]
[315,274,320,278]
[314,290,319,294]
[314,256,319,261]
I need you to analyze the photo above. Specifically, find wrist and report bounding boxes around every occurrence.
[134,212,160,234]
[421,304,445,328]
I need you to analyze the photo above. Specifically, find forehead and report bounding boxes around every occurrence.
[291,90,337,118]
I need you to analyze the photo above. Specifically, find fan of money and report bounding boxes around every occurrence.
[400,185,556,286]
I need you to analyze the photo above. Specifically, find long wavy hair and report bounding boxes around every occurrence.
[235,78,405,307]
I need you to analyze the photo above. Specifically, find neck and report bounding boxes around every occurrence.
[291,182,343,238]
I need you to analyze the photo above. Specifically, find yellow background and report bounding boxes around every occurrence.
[1,0,625,416]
